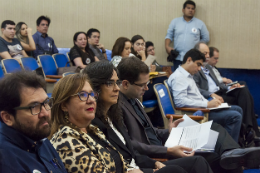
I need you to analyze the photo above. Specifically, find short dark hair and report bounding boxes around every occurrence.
[0,71,46,121]
[82,61,122,127]
[209,47,219,58]
[86,28,100,38]
[117,56,149,84]
[145,41,154,49]
[1,20,15,29]
[36,16,51,26]
[183,0,196,9]
[182,49,205,64]
[112,37,131,57]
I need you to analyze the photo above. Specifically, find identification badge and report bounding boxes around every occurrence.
[48,43,50,48]
[33,169,41,173]
[192,27,197,33]
[86,58,91,64]
[16,45,22,50]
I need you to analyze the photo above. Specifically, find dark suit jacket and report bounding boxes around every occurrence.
[193,64,228,99]
[119,92,169,158]
[91,117,156,173]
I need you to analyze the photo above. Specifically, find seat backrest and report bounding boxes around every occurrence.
[20,57,39,71]
[0,67,4,78]
[2,59,22,73]
[154,83,175,116]
[38,55,58,75]
[106,49,112,61]
[164,79,177,111]
[57,48,70,55]
[53,53,70,67]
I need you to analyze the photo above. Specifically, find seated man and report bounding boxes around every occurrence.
[0,71,66,172]
[86,28,107,60]
[208,47,232,84]
[168,49,242,142]
[117,56,260,173]
[145,41,162,72]
[0,20,28,61]
[193,42,260,140]
[33,16,58,59]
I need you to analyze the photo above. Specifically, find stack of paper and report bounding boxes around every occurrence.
[164,115,219,152]
[208,103,231,110]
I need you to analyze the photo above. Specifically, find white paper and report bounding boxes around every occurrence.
[226,85,245,93]
[158,89,165,98]
[166,115,218,152]
[144,55,156,67]
[208,103,231,110]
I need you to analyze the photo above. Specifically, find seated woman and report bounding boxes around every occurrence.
[49,73,202,173]
[15,22,36,57]
[111,37,132,67]
[83,61,213,173]
[130,35,146,61]
[69,32,99,69]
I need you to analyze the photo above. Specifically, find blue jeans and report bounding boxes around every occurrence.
[209,105,243,142]
[173,59,182,72]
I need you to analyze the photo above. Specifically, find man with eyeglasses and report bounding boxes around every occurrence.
[145,41,163,72]
[32,15,58,59]
[0,71,66,172]
[117,56,260,173]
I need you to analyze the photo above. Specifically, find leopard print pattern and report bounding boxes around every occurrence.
[50,125,129,173]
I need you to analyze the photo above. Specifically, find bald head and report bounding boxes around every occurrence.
[194,42,210,59]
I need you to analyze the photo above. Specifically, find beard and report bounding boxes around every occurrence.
[12,116,52,141]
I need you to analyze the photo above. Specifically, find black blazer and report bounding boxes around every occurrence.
[91,117,156,173]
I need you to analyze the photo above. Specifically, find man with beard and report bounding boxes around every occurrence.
[0,71,66,173]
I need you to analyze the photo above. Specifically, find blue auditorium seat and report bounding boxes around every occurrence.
[0,66,4,78]
[57,48,70,55]
[53,53,71,68]
[244,169,260,173]
[142,100,158,108]
[21,57,39,71]
[1,59,22,73]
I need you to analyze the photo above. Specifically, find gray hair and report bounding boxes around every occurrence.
[194,41,207,50]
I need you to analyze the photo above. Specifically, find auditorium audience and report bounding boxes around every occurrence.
[193,42,260,144]
[111,37,132,67]
[165,0,209,71]
[130,35,146,61]
[86,28,107,60]
[145,41,163,72]
[0,71,67,172]
[0,20,28,61]
[83,60,213,173]
[69,32,99,69]
[117,56,260,173]
[32,16,58,59]
[168,49,242,141]
[15,22,36,57]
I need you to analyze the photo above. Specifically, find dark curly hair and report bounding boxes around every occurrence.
[82,61,123,127]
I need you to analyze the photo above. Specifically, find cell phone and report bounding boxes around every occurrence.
[226,81,238,86]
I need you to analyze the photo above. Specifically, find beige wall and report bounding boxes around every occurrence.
[1,0,260,69]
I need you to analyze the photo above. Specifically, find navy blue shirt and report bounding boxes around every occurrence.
[0,122,67,173]
[32,31,58,58]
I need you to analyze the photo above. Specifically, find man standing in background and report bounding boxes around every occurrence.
[165,0,209,71]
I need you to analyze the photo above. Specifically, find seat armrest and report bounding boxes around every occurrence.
[45,79,57,83]
[151,158,168,162]
[175,107,210,113]
[46,75,63,79]
[166,114,204,121]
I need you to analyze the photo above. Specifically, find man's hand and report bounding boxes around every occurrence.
[167,145,194,158]
[97,43,105,52]
[222,77,232,84]
[27,27,32,35]
[230,83,242,90]
[166,46,174,55]
[210,93,224,103]
[207,99,221,108]
[154,161,165,169]
[168,115,184,133]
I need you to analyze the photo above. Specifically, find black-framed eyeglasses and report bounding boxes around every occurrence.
[14,98,53,115]
[71,91,99,101]
[133,81,150,89]
[105,80,122,88]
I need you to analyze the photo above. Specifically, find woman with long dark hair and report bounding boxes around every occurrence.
[69,32,99,69]
[83,61,213,173]
[130,35,146,61]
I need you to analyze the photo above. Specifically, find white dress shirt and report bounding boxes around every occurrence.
[168,66,208,108]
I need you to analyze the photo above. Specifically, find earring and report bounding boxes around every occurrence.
[64,111,69,123]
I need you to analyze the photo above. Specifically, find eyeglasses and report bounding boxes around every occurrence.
[147,48,155,53]
[133,81,150,89]
[14,98,53,115]
[71,91,99,101]
[105,80,122,88]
